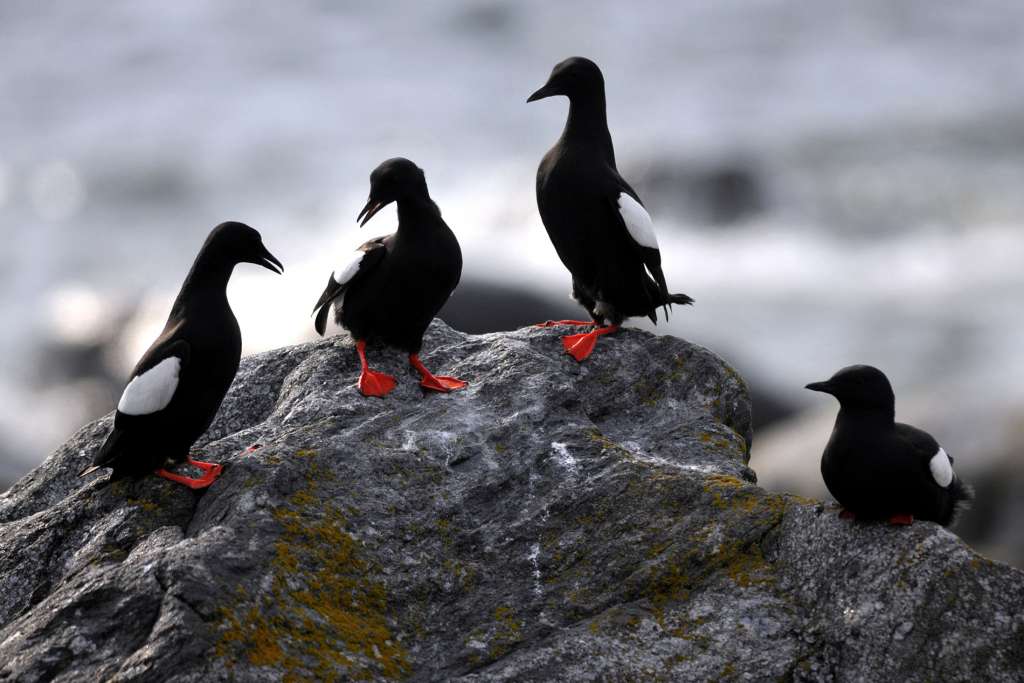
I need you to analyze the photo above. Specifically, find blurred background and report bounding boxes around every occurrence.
[2,1,1022,566]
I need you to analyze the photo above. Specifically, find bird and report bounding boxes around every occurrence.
[527,56,693,361]
[311,158,467,398]
[79,221,283,489]
[806,364,972,526]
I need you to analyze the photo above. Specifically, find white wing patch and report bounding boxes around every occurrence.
[929,447,953,488]
[332,251,365,285]
[117,356,181,416]
[617,193,659,249]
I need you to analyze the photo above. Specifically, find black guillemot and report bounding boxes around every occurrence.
[80,221,283,488]
[312,158,467,397]
[528,56,693,361]
[807,364,972,526]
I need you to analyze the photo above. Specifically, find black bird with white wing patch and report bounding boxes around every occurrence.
[80,222,283,488]
[312,158,466,397]
[528,56,693,361]
[806,364,972,526]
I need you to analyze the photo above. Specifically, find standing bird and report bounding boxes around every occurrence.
[311,158,467,398]
[806,365,972,526]
[80,222,283,489]
[527,56,693,361]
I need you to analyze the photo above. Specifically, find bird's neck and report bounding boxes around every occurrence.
[563,94,615,165]
[173,252,234,310]
[838,405,895,428]
[396,196,442,235]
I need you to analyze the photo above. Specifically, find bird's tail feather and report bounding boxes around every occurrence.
[668,293,694,307]
[314,303,330,337]
[80,427,122,478]
[943,476,974,526]
[653,292,695,324]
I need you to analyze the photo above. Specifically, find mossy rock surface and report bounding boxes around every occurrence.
[0,321,1021,681]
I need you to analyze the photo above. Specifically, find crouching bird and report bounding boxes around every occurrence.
[311,158,467,398]
[806,364,972,526]
[528,56,693,361]
[80,222,283,489]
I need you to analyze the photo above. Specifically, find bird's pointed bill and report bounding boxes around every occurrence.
[527,84,555,102]
[259,246,284,274]
[357,198,386,227]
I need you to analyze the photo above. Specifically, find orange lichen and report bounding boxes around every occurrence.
[215,460,409,680]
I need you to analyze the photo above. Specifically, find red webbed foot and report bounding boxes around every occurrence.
[155,456,223,490]
[839,508,856,520]
[410,354,467,393]
[358,368,397,397]
[534,319,596,328]
[562,324,619,362]
[887,513,914,526]
[355,339,396,397]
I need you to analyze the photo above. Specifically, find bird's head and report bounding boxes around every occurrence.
[527,56,605,104]
[204,221,283,274]
[357,158,430,227]
[806,364,895,413]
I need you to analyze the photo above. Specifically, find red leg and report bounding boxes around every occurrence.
[839,508,856,520]
[356,340,396,397]
[562,324,619,362]
[534,319,597,328]
[155,456,223,490]
[409,354,467,393]
[888,513,914,526]
[244,444,262,454]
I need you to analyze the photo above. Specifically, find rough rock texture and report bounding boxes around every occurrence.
[1,321,1021,682]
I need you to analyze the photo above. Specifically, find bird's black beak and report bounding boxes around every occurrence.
[256,244,284,274]
[357,196,388,227]
[805,381,832,394]
[527,82,558,103]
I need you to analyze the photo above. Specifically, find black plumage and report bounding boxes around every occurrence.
[80,221,282,488]
[807,365,972,526]
[311,158,466,397]
[528,56,692,361]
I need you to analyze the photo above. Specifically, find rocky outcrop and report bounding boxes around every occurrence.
[0,321,1021,682]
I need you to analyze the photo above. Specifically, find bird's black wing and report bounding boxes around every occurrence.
[897,423,950,489]
[83,334,191,474]
[895,422,973,523]
[312,235,390,336]
[604,176,673,319]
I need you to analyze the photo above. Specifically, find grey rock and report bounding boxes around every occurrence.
[0,321,1020,682]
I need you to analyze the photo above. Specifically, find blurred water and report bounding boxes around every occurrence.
[3,0,1024,500]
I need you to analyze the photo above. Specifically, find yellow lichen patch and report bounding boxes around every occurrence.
[716,540,771,588]
[126,497,159,512]
[668,355,686,382]
[586,429,633,459]
[215,466,409,680]
[647,539,673,559]
[489,605,525,658]
[668,614,708,642]
[646,535,774,614]
[634,377,664,406]
[702,476,789,529]
[436,518,454,550]
[705,474,744,489]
